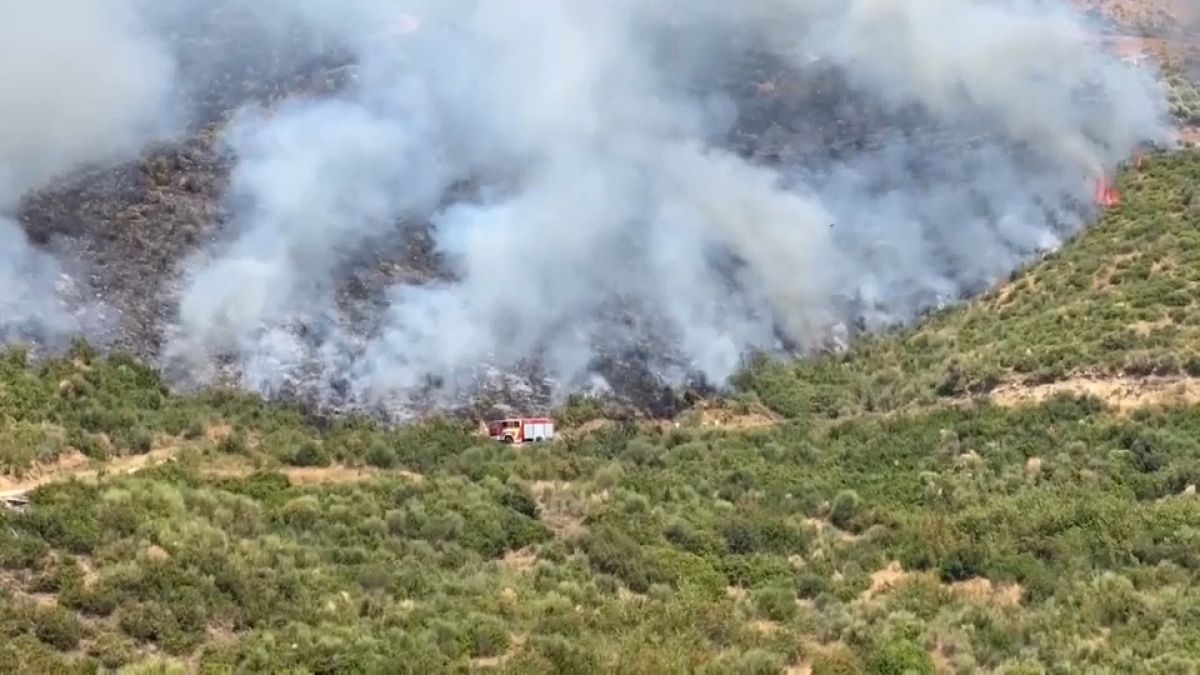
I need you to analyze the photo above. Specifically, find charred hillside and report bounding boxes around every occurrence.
[8,51,920,411]
[1,1,1174,422]
[11,55,1065,419]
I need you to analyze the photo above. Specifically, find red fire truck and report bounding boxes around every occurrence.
[486,417,555,444]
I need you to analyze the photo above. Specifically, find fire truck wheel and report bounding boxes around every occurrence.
[502,436,514,444]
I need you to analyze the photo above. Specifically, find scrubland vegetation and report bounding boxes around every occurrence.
[740,148,1200,420]
[4,150,1200,673]
[1166,72,1200,125]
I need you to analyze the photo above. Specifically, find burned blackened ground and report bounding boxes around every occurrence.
[20,130,230,355]
[6,29,1154,421]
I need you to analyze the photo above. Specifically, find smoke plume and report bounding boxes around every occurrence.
[1,1,1174,415]
[0,0,176,342]
[159,0,1171,415]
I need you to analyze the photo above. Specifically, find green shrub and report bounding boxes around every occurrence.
[118,602,175,644]
[32,606,83,651]
[525,635,599,673]
[594,462,624,490]
[724,520,761,554]
[90,632,139,669]
[217,431,248,455]
[709,649,788,675]
[653,547,725,596]
[720,554,796,589]
[868,640,934,675]
[287,441,330,467]
[583,526,659,593]
[751,586,798,622]
[466,614,510,658]
[830,490,863,531]
[365,442,397,469]
[797,572,830,599]
[811,644,865,675]
[499,486,539,519]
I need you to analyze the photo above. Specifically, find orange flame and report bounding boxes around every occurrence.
[1095,176,1121,208]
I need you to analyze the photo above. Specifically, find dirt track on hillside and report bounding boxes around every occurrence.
[0,448,422,501]
[4,370,1200,501]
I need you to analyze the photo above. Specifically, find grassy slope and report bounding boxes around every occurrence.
[2,152,1200,674]
[741,148,1200,419]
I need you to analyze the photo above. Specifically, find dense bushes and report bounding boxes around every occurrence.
[6,365,1200,672]
[3,150,1200,671]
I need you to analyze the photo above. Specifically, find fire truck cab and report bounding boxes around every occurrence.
[487,417,555,444]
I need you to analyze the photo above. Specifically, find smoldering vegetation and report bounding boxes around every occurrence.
[3,0,1174,420]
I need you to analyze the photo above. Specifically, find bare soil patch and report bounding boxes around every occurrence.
[0,569,58,608]
[529,481,590,541]
[471,635,526,670]
[500,547,539,573]
[988,375,1200,414]
[947,578,1024,608]
[747,619,784,635]
[859,561,1024,609]
[204,461,425,487]
[678,401,780,430]
[0,448,89,491]
[804,517,861,543]
[205,423,233,443]
[1,439,425,501]
[0,446,179,500]
[1178,126,1200,147]
[860,561,914,602]
[1132,315,1175,337]
[284,465,380,486]
[1092,252,1141,291]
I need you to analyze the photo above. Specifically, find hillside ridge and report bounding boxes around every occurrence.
[4,2,1200,672]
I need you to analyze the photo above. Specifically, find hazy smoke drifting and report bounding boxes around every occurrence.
[0,1,1172,414]
[0,0,176,342]
[158,0,1170,414]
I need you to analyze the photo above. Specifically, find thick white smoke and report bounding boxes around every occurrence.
[1,1,1166,412]
[158,0,1171,414]
[0,0,176,342]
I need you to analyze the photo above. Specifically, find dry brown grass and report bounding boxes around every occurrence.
[283,465,379,486]
[804,517,861,543]
[470,635,527,670]
[0,569,58,608]
[988,375,1200,414]
[499,547,539,573]
[1092,252,1141,291]
[0,445,180,500]
[676,400,780,431]
[528,481,591,541]
[746,619,784,635]
[947,578,1024,608]
[1,438,426,501]
[860,561,913,602]
[1131,315,1176,337]
[0,448,89,493]
[856,561,1024,610]
[204,423,233,443]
